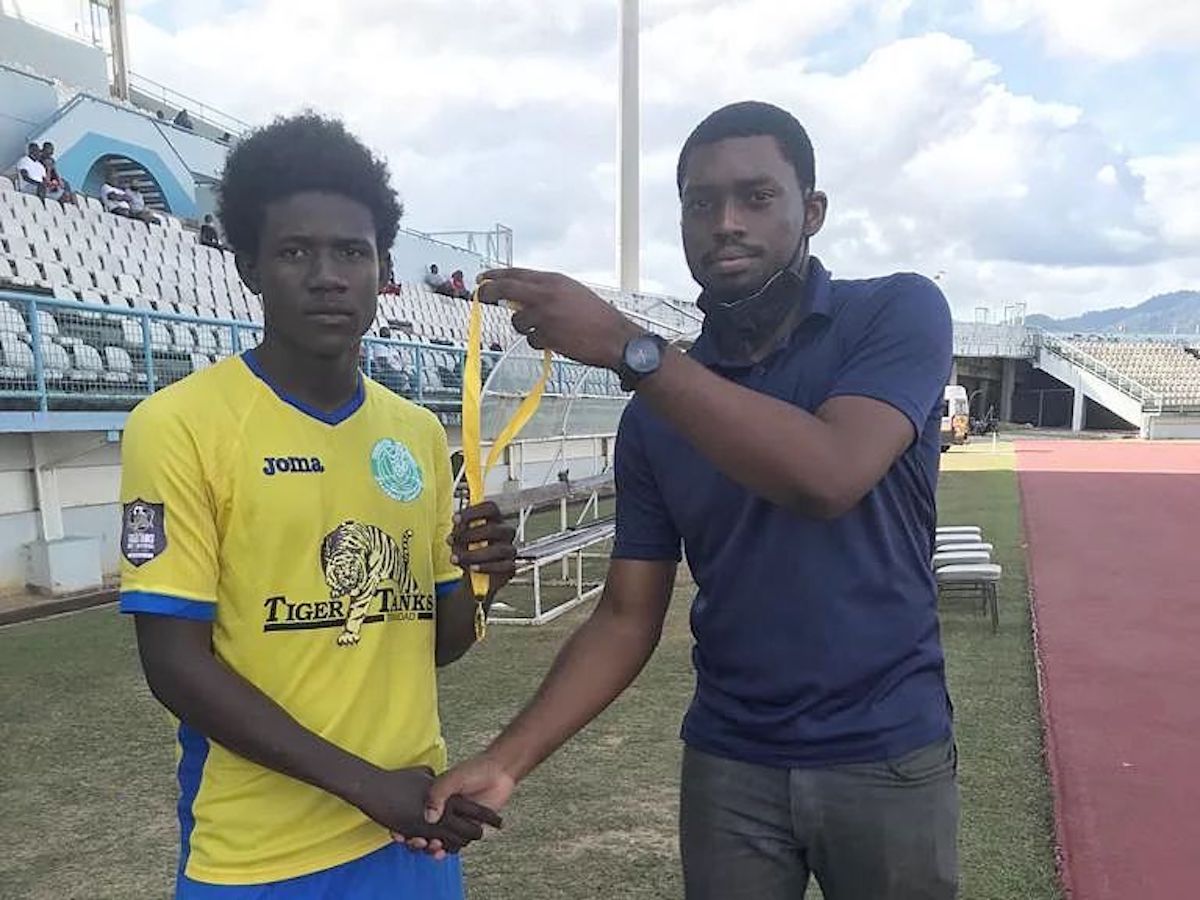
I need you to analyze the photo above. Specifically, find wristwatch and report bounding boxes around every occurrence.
[617,333,667,392]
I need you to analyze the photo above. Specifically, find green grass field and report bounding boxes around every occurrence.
[0,443,1060,899]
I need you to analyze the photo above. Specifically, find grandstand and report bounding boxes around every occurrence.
[1063,338,1200,409]
[0,175,680,407]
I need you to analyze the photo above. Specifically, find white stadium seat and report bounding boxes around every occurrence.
[0,334,33,380]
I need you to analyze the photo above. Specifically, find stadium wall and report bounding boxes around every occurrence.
[46,101,199,216]
[0,433,121,593]
[0,65,59,168]
[391,230,488,287]
[0,13,108,97]
[0,426,620,594]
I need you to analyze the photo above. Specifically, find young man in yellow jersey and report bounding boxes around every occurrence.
[119,113,511,899]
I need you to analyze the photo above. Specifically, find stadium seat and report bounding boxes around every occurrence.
[38,340,71,383]
[9,257,41,287]
[51,284,78,303]
[103,346,142,385]
[120,318,145,349]
[170,323,196,353]
[148,321,172,351]
[0,304,28,337]
[194,325,219,356]
[69,344,102,384]
[0,334,34,382]
[92,270,119,296]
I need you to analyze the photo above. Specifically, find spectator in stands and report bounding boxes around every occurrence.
[422,102,958,899]
[15,143,46,198]
[119,112,509,899]
[449,269,470,300]
[423,263,449,293]
[120,180,160,225]
[488,341,502,352]
[38,143,76,206]
[199,214,222,249]
[369,325,408,391]
[380,253,401,294]
[100,174,133,217]
[172,107,195,130]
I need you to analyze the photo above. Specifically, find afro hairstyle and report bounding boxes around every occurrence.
[217,112,402,258]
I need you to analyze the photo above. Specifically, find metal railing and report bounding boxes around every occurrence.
[128,72,250,138]
[0,291,624,415]
[417,225,514,268]
[1035,329,1165,411]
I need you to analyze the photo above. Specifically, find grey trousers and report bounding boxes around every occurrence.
[679,737,959,900]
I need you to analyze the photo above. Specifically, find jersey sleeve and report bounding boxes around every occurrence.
[430,419,462,598]
[118,399,220,621]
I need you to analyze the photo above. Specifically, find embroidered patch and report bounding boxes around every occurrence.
[121,499,166,567]
[370,438,423,502]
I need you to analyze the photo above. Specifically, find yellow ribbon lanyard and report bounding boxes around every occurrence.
[461,287,553,640]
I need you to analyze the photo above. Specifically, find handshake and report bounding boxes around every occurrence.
[355,751,514,860]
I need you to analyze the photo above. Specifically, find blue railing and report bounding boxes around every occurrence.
[0,291,623,415]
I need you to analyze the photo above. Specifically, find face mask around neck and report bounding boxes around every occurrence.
[697,249,811,367]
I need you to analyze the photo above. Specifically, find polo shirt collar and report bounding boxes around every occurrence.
[691,257,834,368]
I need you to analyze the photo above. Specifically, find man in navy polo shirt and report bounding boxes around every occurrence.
[416,101,956,899]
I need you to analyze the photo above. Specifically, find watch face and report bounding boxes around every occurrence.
[626,337,661,373]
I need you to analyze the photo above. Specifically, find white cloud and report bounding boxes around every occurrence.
[15,0,1199,319]
[974,0,1200,60]
[1132,147,1200,247]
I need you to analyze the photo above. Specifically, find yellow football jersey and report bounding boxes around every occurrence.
[119,351,462,885]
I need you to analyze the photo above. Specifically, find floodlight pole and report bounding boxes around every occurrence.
[617,0,639,293]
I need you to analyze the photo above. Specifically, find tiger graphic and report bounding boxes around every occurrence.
[320,521,420,646]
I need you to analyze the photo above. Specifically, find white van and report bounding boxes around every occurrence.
[940,385,969,452]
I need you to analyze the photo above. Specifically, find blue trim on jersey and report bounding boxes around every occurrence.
[177,723,211,880]
[435,579,461,599]
[175,842,464,899]
[120,591,217,621]
[241,349,365,426]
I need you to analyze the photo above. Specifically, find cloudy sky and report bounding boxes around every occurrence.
[17,0,1200,319]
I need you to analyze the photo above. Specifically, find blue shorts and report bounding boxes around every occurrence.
[176,843,464,899]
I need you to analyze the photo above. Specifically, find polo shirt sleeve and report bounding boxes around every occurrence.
[118,400,219,621]
[611,406,682,562]
[825,274,953,438]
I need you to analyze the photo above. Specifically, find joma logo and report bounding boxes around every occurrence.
[263,456,325,476]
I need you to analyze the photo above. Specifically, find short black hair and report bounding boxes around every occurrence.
[676,101,816,194]
[218,112,402,258]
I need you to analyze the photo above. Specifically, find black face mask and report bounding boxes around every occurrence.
[697,243,811,368]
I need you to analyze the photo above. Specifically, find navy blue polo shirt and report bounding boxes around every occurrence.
[612,258,953,767]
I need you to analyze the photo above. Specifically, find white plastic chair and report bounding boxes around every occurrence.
[937,564,1001,632]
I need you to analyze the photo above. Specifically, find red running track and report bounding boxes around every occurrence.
[1016,441,1200,900]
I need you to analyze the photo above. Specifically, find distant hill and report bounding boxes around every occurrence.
[1026,291,1200,335]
